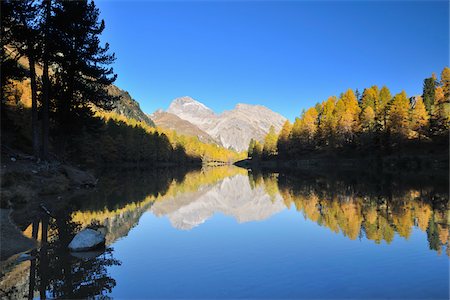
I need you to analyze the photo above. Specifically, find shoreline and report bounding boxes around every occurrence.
[0,209,36,262]
[234,153,449,174]
[0,150,231,262]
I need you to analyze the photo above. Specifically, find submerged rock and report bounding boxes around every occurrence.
[68,229,105,252]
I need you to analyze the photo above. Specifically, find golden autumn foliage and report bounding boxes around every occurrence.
[433,85,450,126]
[435,86,445,105]
[253,68,448,160]
[335,89,361,141]
[361,106,375,132]
[388,91,410,136]
[378,85,392,119]
[319,96,337,133]
[290,107,318,150]
[441,67,450,100]
[361,86,379,110]
[279,177,449,252]
[410,96,429,131]
[262,125,278,159]
[95,110,245,164]
[276,120,293,158]
[248,171,448,254]
[278,120,293,141]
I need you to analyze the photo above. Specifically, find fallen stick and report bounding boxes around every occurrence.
[39,203,55,218]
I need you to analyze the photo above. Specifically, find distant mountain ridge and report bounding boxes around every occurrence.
[164,96,286,151]
[107,85,155,127]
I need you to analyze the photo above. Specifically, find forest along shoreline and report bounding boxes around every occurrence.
[234,151,448,173]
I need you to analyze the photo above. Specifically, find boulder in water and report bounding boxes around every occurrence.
[68,228,105,252]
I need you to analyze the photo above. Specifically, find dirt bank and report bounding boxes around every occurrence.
[0,209,36,261]
[0,149,98,261]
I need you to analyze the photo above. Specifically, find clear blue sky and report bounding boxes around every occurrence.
[96,0,448,121]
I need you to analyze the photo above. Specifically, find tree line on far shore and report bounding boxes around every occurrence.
[248,67,450,161]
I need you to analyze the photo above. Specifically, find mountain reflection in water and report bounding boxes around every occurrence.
[0,166,448,299]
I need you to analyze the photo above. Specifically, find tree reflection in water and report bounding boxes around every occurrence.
[1,166,195,299]
[21,214,120,299]
[248,168,449,256]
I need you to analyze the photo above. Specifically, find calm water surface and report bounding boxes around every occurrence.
[1,166,448,299]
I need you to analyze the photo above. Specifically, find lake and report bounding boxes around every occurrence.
[1,166,448,299]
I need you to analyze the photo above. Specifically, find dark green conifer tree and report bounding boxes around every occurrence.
[51,0,117,140]
[422,75,437,113]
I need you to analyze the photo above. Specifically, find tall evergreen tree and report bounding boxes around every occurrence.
[252,140,263,161]
[41,0,52,159]
[388,91,410,137]
[441,67,450,102]
[290,107,318,153]
[361,106,375,132]
[361,86,379,111]
[247,138,255,158]
[277,120,292,159]
[51,0,117,139]
[335,89,360,144]
[317,96,336,147]
[422,74,437,114]
[1,1,28,98]
[410,96,429,134]
[378,86,392,129]
[262,126,278,159]
[2,0,41,158]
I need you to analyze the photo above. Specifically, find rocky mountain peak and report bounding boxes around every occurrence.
[168,96,214,115]
[161,96,286,152]
[235,103,258,109]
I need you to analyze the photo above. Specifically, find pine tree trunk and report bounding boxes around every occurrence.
[39,215,49,299]
[27,219,39,299]
[28,53,40,159]
[41,0,51,160]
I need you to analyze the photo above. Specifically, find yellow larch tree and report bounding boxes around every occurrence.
[317,96,337,145]
[433,85,450,126]
[277,120,292,158]
[335,89,360,142]
[410,96,429,132]
[388,91,410,136]
[378,86,392,128]
[361,106,375,132]
[291,107,318,142]
[262,126,278,159]
[361,85,379,110]
[441,66,450,101]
